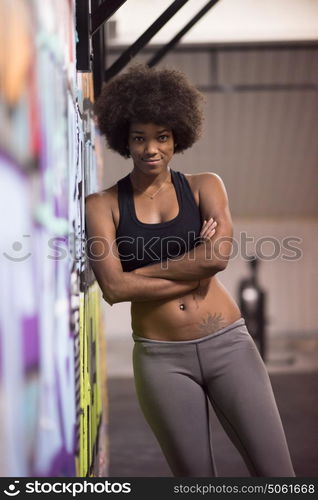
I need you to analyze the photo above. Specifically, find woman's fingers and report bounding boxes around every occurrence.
[200,218,212,236]
[200,217,217,240]
[201,226,216,240]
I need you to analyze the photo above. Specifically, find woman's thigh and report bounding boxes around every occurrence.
[199,328,295,477]
[132,342,217,477]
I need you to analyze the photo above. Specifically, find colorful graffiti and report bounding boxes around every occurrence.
[0,0,107,477]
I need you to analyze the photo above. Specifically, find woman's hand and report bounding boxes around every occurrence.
[200,217,217,241]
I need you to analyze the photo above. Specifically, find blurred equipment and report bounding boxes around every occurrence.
[237,257,267,360]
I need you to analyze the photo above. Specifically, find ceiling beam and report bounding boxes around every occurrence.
[91,0,127,36]
[148,0,220,67]
[104,0,190,81]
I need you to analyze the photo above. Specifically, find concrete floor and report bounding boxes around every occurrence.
[107,372,318,477]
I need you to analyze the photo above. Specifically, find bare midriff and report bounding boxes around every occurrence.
[131,275,242,341]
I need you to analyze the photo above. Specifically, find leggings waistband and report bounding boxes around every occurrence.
[132,317,246,345]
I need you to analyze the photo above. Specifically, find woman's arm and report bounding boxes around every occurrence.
[134,173,233,281]
[85,193,199,305]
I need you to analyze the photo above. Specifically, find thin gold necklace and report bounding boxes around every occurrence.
[130,171,171,200]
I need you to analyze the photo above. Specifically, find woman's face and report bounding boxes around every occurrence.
[128,122,175,174]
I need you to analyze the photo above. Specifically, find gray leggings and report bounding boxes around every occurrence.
[132,318,295,477]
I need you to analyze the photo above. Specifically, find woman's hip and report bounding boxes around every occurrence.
[132,317,259,383]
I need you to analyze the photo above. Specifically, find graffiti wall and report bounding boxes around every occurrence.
[0,0,108,476]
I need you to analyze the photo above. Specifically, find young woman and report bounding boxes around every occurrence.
[85,64,295,477]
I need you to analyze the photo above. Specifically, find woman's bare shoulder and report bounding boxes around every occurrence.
[85,183,118,207]
[184,172,224,191]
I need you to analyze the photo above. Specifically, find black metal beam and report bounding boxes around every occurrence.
[91,0,105,98]
[91,0,127,36]
[104,0,190,82]
[147,0,220,67]
[76,0,91,71]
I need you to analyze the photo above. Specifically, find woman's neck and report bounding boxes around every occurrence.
[130,166,171,189]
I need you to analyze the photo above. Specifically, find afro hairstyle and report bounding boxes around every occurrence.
[94,63,204,158]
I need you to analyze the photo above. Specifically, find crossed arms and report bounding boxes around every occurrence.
[85,173,233,305]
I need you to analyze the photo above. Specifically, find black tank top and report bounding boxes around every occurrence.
[116,169,202,272]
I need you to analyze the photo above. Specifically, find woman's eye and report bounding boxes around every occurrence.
[158,135,168,142]
[133,136,144,142]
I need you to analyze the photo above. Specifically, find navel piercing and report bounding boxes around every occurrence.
[179,303,185,310]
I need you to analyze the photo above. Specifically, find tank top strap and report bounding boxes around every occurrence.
[116,174,131,229]
[173,170,199,211]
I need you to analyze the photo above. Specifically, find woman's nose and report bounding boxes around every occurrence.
[144,140,158,155]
